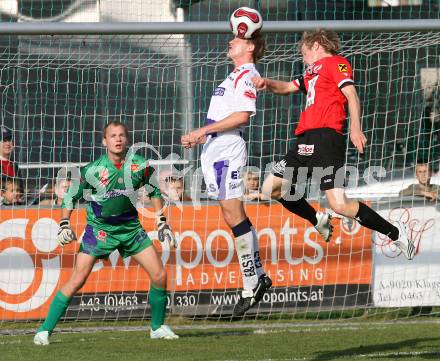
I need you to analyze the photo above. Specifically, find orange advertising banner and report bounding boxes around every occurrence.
[0,203,372,320]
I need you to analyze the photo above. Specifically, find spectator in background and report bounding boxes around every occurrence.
[0,177,24,206]
[0,125,18,178]
[158,169,191,203]
[399,163,440,201]
[39,178,72,207]
[243,167,268,202]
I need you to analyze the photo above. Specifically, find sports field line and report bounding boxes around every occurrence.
[209,351,440,361]
[2,319,439,336]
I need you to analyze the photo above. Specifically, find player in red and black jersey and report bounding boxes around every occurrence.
[253,28,415,260]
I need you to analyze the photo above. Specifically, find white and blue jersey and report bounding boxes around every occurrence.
[201,63,259,200]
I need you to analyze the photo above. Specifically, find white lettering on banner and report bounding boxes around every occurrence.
[282,218,299,265]
[303,228,324,265]
[199,272,238,289]
[205,230,234,267]
[0,218,60,312]
[282,218,324,265]
[186,273,195,286]
[149,230,171,265]
[0,214,331,308]
[257,228,278,264]
[180,269,325,287]
[373,206,440,307]
[175,231,203,286]
[261,288,324,304]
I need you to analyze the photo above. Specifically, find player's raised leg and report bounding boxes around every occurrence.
[219,198,271,316]
[132,245,178,339]
[325,188,415,260]
[262,172,333,242]
[34,252,96,345]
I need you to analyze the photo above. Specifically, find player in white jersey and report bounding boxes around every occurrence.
[181,34,271,316]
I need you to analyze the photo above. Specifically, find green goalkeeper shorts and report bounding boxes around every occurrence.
[79,220,152,259]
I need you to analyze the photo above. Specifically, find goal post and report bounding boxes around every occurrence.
[0,20,439,327]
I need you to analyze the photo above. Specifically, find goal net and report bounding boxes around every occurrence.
[1,27,440,326]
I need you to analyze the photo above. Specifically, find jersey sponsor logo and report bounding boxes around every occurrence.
[130,164,140,172]
[103,189,134,199]
[244,80,255,88]
[231,170,240,180]
[244,90,256,99]
[213,87,225,96]
[229,182,241,190]
[97,230,107,242]
[298,144,315,156]
[338,64,348,72]
[99,169,109,186]
[313,64,323,73]
[306,64,322,75]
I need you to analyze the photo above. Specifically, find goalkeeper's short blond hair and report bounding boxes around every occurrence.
[298,28,341,55]
[102,120,129,138]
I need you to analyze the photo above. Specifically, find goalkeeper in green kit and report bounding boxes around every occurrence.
[34,121,179,345]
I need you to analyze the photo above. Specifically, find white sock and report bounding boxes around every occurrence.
[234,231,259,292]
[250,226,265,278]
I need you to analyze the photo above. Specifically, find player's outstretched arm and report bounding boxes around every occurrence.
[151,197,177,248]
[252,76,299,95]
[342,84,367,154]
[181,111,250,149]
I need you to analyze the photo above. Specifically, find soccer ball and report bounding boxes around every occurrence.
[230,7,263,39]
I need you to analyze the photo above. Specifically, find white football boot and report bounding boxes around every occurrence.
[150,325,179,340]
[315,212,333,242]
[33,330,50,346]
[393,221,416,260]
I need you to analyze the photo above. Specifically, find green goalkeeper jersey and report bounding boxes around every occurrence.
[62,153,161,226]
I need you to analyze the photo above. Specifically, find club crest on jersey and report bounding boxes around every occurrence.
[244,90,256,99]
[130,164,140,172]
[338,64,348,72]
[99,169,109,186]
[97,230,107,242]
[307,64,322,75]
[298,144,314,156]
[213,87,225,96]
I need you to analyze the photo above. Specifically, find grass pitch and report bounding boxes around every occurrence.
[1,321,439,361]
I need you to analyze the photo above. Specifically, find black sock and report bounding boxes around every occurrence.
[279,197,317,226]
[356,202,399,240]
[231,218,252,237]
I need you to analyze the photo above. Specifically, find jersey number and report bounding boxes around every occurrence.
[305,75,319,109]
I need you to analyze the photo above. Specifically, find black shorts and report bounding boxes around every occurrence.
[272,128,346,191]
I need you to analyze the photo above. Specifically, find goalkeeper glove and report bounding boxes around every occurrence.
[57,218,77,247]
[156,215,177,248]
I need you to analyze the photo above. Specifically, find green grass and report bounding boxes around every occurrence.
[1,322,440,361]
